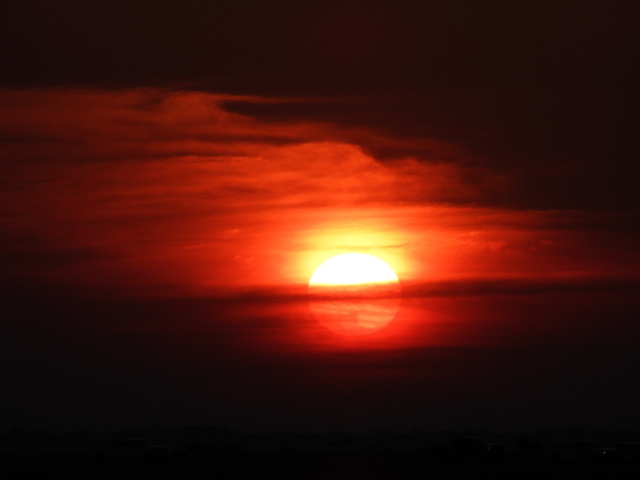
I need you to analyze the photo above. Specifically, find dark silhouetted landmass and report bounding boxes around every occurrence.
[2,425,640,479]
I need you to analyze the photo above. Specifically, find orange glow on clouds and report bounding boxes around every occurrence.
[0,87,637,305]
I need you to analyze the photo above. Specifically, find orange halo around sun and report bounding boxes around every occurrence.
[307,253,401,336]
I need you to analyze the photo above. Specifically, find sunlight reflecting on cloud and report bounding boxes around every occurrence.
[0,88,637,295]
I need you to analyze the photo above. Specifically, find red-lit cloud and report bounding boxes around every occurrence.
[1,87,638,363]
[1,88,637,298]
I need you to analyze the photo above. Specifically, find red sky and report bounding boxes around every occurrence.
[3,88,636,290]
[1,1,639,432]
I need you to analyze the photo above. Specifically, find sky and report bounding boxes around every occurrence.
[1,1,639,432]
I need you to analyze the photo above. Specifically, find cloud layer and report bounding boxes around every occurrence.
[2,88,637,294]
[1,87,639,431]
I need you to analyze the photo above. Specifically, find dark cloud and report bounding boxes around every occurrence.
[2,1,638,210]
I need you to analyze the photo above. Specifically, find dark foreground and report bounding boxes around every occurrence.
[2,452,639,480]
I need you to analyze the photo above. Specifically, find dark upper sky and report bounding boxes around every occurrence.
[1,1,639,432]
[2,0,638,209]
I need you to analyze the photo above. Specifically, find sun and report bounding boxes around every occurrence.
[308,253,399,285]
[308,253,401,336]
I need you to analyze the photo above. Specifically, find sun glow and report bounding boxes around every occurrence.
[308,253,401,336]
[308,253,399,285]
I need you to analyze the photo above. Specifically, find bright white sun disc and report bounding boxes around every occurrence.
[309,253,399,285]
